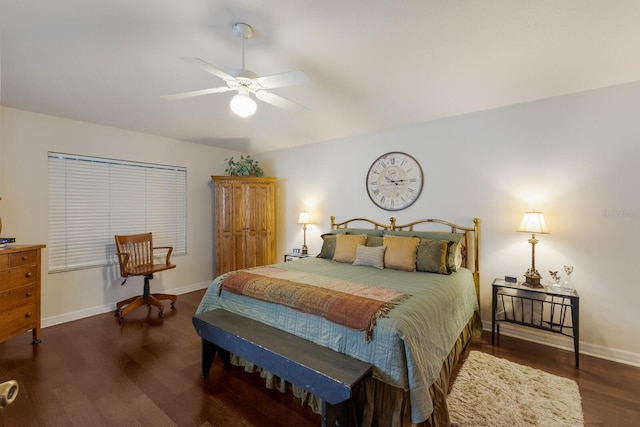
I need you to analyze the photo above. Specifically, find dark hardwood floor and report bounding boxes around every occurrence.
[1,288,638,426]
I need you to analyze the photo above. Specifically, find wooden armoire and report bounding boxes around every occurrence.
[212,176,276,277]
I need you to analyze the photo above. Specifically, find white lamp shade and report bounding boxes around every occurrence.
[297,211,310,224]
[230,93,257,117]
[517,211,549,234]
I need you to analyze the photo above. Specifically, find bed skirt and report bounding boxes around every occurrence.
[226,310,482,427]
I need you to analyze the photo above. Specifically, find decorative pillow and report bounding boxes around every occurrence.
[382,235,420,272]
[352,244,386,269]
[452,239,464,271]
[365,235,384,247]
[333,234,367,263]
[384,230,464,272]
[317,234,337,259]
[416,239,450,274]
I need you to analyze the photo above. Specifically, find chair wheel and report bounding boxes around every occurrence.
[114,308,120,316]
[158,310,163,318]
[118,316,124,323]
[170,301,176,309]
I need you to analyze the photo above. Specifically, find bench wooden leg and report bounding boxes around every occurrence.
[202,339,215,378]
[201,339,231,378]
[322,399,349,427]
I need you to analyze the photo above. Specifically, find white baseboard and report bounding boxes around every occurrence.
[482,320,640,368]
[41,281,211,328]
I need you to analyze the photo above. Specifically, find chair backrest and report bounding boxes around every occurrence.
[115,233,154,277]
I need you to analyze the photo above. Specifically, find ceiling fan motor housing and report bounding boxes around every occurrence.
[233,22,254,39]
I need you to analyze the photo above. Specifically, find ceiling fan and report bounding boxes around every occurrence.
[164,22,311,117]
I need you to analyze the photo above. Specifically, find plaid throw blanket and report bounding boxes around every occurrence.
[218,266,410,342]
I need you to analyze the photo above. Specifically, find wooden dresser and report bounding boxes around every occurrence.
[0,244,46,344]
[212,176,276,277]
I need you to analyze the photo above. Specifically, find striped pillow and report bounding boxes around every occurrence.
[352,244,386,269]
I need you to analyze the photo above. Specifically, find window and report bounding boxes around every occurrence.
[48,152,187,272]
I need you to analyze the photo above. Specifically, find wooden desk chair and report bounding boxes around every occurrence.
[114,232,176,323]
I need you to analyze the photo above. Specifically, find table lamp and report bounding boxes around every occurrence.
[297,211,311,255]
[517,210,549,288]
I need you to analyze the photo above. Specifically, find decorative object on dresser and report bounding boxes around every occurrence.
[0,238,16,249]
[366,152,423,211]
[212,176,276,276]
[0,244,46,344]
[114,233,176,323]
[297,211,311,255]
[517,210,549,288]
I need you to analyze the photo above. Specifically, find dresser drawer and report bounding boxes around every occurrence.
[0,245,44,344]
[9,250,37,266]
[0,265,38,290]
[0,302,38,339]
[0,283,37,311]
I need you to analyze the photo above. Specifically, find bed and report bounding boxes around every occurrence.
[196,216,481,427]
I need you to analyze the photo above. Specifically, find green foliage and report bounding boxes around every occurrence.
[224,155,264,177]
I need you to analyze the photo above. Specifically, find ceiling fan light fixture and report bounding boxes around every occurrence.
[230,93,257,117]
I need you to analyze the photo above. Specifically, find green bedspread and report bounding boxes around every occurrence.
[196,257,479,423]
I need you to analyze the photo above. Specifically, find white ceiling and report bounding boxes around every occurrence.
[2,1,640,153]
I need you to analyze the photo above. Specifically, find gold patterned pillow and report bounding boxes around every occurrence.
[383,235,420,272]
[333,234,367,263]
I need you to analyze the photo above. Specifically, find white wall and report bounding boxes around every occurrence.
[0,107,243,325]
[259,81,640,366]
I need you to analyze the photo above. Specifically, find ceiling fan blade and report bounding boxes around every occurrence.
[180,57,235,81]
[255,90,308,111]
[162,86,232,101]
[255,70,311,89]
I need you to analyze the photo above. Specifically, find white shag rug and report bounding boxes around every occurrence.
[447,351,584,426]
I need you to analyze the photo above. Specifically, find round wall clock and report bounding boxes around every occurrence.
[366,152,423,211]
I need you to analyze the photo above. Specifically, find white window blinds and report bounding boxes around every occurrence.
[48,152,187,272]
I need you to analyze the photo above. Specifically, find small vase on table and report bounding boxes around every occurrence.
[563,265,574,292]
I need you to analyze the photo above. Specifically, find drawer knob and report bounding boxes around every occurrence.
[25,272,33,278]
[21,256,28,260]
[25,312,32,318]
[26,292,32,297]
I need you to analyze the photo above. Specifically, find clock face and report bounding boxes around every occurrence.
[366,152,423,211]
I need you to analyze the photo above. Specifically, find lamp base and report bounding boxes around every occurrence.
[301,245,308,255]
[522,269,544,289]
